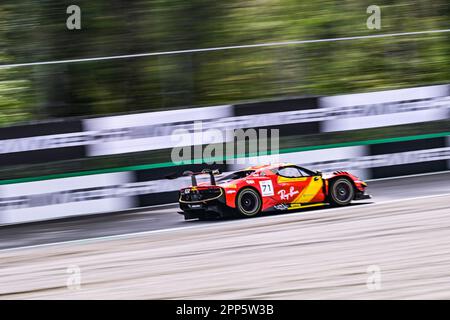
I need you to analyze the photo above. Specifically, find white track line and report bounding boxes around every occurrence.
[1,29,450,69]
[1,192,449,253]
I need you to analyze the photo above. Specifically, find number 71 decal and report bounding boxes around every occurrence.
[259,180,274,196]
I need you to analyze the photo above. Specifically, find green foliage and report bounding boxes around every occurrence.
[0,0,449,126]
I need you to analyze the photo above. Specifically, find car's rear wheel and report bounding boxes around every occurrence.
[329,178,355,206]
[236,188,262,217]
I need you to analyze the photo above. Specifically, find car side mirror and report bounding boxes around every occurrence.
[316,170,323,177]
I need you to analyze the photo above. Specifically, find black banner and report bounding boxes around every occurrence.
[0,120,86,167]
[369,137,448,178]
[233,96,321,137]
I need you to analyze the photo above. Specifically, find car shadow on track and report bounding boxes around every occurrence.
[186,201,375,224]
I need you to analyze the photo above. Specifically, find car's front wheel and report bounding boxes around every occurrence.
[329,178,355,206]
[236,188,262,218]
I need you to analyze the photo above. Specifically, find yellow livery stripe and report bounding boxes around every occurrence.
[277,176,308,183]
[288,203,326,210]
[292,177,323,203]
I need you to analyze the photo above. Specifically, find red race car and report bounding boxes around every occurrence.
[178,163,371,220]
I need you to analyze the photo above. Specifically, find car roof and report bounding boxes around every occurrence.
[243,163,296,172]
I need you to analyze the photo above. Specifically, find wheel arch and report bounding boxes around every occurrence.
[236,185,262,200]
[235,186,263,217]
[326,175,357,199]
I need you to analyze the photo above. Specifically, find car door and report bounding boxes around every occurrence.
[274,166,309,204]
[275,166,325,204]
[296,167,325,203]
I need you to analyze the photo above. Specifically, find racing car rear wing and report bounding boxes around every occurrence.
[182,169,221,186]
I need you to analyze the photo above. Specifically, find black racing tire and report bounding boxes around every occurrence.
[235,188,262,218]
[329,178,355,206]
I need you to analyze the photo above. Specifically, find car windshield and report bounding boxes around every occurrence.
[274,166,317,177]
[217,170,255,182]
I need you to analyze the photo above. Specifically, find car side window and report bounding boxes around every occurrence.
[277,167,303,178]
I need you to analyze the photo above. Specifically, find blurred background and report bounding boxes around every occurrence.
[0,0,449,180]
[1,0,449,122]
[1,1,450,298]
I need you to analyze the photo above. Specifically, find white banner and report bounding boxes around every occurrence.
[0,172,134,225]
[229,145,450,180]
[229,146,370,180]
[320,84,450,132]
[83,105,233,156]
[1,84,447,156]
[0,132,92,154]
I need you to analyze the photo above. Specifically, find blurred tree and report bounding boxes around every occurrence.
[0,0,449,126]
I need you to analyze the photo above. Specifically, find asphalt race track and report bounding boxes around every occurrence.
[0,172,449,299]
